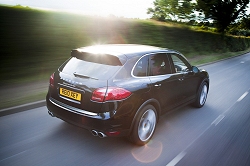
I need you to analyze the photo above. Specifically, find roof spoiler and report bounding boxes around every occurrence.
[71,50,125,66]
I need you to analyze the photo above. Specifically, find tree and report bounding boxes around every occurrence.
[147,0,196,21]
[196,0,250,32]
[227,14,250,36]
[238,14,250,29]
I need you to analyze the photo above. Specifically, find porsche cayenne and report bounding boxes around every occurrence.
[46,44,209,145]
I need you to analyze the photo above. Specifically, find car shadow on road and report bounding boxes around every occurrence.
[39,104,220,165]
[45,119,133,147]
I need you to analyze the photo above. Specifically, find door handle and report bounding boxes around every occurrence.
[154,84,161,87]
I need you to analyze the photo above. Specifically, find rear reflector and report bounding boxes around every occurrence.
[91,87,131,102]
[105,131,121,137]
[50,73,55,87]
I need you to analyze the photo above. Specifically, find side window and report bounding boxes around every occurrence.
[149,53,172,76]
[133,56,148,77]
[171,54,189,73]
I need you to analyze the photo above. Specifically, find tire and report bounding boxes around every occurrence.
[193,82,208,108]
[129,105,157,146]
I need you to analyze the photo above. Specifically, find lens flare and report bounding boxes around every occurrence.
[131,140,163,163]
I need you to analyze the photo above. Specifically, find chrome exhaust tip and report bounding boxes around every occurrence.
[48,111,54,117]
[91,130,98,136]
[98,132,107,138]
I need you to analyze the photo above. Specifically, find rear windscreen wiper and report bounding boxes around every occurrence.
[73,72,98,80]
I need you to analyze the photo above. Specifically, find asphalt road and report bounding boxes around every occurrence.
[1,53,250,166]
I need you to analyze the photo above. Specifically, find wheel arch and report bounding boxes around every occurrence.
[192,77,209,108]
[200,70,210,91]
[202,78,210,92]
[196,77,209,95]
[129,98,161,134]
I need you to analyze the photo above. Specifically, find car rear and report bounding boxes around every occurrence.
[46,47,133,137]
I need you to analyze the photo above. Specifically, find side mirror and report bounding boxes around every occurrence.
[192,66,199,73]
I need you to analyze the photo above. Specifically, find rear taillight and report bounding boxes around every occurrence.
[50,73,54,88]
[91,87,131,102]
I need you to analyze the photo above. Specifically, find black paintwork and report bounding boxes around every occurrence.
[46,44,209,137]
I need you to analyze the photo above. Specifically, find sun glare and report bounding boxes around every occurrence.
[1,0,153,19]
[131,140,163,163]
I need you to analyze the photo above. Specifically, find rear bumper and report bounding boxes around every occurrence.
[46,94,130,137]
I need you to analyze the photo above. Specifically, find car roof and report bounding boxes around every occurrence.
[75,44,167,59]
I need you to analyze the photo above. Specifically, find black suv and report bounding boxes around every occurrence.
[46,44,209,145]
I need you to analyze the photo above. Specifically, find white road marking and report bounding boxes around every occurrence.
[166,89,250,166]
[237,91,248,102]
[166,151,186,166]
[211,115,225,126]
[0,151,27,162]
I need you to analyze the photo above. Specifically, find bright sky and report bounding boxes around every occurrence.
[0,0,154,19]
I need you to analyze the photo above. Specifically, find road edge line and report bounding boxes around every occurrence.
[0,100,46,117]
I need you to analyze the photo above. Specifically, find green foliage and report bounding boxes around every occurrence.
[228,29,250,37]
[148,0,250,33]
[226,14,250,36]
[0,5,250,84]
[222,35,250,51]
[239,15,250,29]
[13,4,30,9]
[196,0,250,32]
[147,0,195,21]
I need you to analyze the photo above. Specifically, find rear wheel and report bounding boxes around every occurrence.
[193,82,208,108]
[129,105,157,146]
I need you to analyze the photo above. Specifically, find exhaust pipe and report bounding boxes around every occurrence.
[98,132,107,138]
[48,111,54,117]
[91,130,98,136]
[91,130,107,138]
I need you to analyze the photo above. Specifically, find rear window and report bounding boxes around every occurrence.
[59,56,122,80]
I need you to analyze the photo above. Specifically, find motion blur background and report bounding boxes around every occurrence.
[0,0,250,109]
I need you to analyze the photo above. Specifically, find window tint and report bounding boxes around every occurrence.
[149,53,172,76]
[171,54,189,73]
[133,56,148,77]
[59,57,121,80]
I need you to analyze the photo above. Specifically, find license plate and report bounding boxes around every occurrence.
[60,88,81,101]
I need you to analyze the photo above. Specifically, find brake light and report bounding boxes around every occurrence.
[50,73,54,87]
[91,87,131,102]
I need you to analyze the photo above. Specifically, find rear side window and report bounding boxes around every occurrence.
[133,56,148,77]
